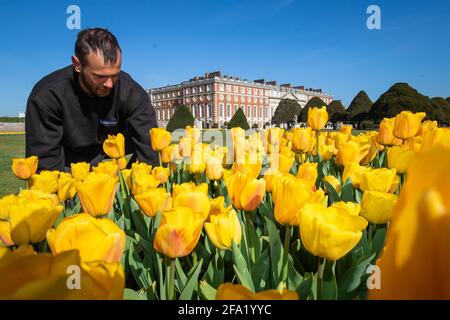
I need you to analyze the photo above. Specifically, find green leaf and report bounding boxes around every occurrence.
[297,273,314,300]
[179,259,203,300]
[323,180,340,204]
[287,255,303,290]
[123,288,147,300]
[319,260,337,300]
[175,258,188,289]
[245,214,261,266]
[127,244,151,290]
[251,248,270,291]
[371,227,386,262]
[340,180,354,202]
[355,189,363,205]
[338,253,375,300]
[258,200,274,221]
[204,251,225,288]
[200,280,217,300]
[231,241,255,292]
[129,197,149,240]
[264,216,283,287]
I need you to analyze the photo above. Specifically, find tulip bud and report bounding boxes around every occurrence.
[307,106,328,131]
[103,133,125,159]
[11,156,38,180]
[150,128,171,152]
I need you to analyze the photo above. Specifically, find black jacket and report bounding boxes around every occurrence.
[25,65,159,171]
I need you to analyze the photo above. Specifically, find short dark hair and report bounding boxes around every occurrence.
[75,28,121,65]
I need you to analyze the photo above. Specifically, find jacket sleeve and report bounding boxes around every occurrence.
[25,92,65,172]
[125,92,160,166]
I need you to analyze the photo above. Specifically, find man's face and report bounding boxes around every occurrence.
[72,50,122,98]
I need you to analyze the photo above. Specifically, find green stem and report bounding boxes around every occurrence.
[317,257,325,300]
[245,211,255,266]
[316,130,320,162]
[281,225,292,283]
[159,152,162,167]
[169,258,176,300]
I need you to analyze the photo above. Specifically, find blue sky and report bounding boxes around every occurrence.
[0,0,449,116]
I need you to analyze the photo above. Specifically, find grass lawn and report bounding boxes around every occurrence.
[0,134,25,196]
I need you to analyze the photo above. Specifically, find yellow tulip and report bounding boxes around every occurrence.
[269,153,294,173]
[74,172,117,217]
[370,146,450,299]
[102,133,125,159]
[205,155,224,181]
[8,190,63,244]
[0,249,124,299]
[135,188,172,217]
[117,157,127,170]
[131,172,160,196]
[160,144,182,163]
[150,128,171,152]
[152,166,170,184]
[46,213,125,263]
[0,194,16,220]
[342,162,371,189]
[204,210,242,250]
[318,143,337,161]
[324,175,341,193]
[388,174,400,193]
[227,172,266,212]
[420,127,450,152]
[120,169,132,190]
[185,126,201,144]
[360,142,378,166]
[263,168,284,193]
[393,111,426,140]
[71,162,90,180]
[331,201,361,216]
[208,196,232,218]
[230,127,246,143]
[29,170,59,194]
[178,137,194,157]
[172,182,208,200]
[216,283,299,300]
[0,220,13,246]
[272,174,324,226]
[57,172,76,202]
[377,117,403,146]
[333,132,350,148]
[93,161,118,178]
[11,156,38,180]
[153,206,204,258]
[296,162,318,186]
[336,141,370,167]
[339,125,352,135]
[292,127,315,154]
[131,161,152,176]
[267,128,284,146]
[299,203,368,261]
[189,144,207,174]
[232,155,262,180]
[417,120,438,136]
[360,168,397,193]
[307,106,328,131]
[173,191,211,220]
[360,191,398,224]
[387,145,415,174]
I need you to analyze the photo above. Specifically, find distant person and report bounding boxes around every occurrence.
[25,27,159,172]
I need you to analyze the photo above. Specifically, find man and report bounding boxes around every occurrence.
[25,27,159,171]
